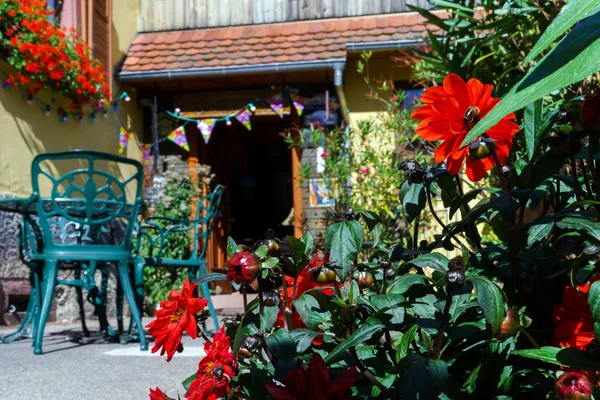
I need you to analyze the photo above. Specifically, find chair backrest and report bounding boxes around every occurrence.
[30,150,144,256]
[192,184,225,259]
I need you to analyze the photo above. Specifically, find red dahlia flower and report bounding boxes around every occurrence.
[186,327,237,400]
[149,387,174,400]
[411,74,519,181]
[266,353,358,400]
[552,274,600,350]
[146,278,208,362]
[226,251,260,284]
[580,89,600,131]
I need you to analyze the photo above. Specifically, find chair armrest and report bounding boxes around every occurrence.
[18,214,43,261]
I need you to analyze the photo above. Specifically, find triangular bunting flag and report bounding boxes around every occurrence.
[266,92,285,119]
[167,126,190,151]
[329,98,340,112]
[290,94,306,116]
[119,128,130,154]
[142,144,151,165]
[235,109,252,131]
[198,119,216,144]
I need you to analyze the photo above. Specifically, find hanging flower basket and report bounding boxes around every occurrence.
[0,0,109,112]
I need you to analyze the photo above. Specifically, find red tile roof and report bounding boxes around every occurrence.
[121,11,445,76]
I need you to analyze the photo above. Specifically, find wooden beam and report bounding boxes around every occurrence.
[292,144,303,238]
[180,107,290,119]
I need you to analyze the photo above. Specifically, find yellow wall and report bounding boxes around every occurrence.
[0,0,143,197]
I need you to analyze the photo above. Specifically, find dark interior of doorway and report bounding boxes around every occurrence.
[199,118,294,247]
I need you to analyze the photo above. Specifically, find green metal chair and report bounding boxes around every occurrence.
[24,150,147,354]
[129,184,225,333]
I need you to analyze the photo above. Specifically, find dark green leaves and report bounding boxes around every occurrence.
[512,346,600,370]
[468,276,506,333]
[588,281,600,341]
[324,323,384,365]
[399,355,449,400]
[557,217,600,241]
[293,292,331,331]
[406,253,449,273]
[527,222,554,246]
[325,221,364,280]
[266,329,297,361]
[227,237,243,257]
[524,99,542,161]
[463,11,600,146]
[400,181,426,223]
[289,329,323,353]
[525,0,600,62]
[182,372,198,393]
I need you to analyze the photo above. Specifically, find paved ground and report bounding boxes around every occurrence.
[0,294,249,400]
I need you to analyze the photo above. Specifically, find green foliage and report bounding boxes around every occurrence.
[141,169,200,308]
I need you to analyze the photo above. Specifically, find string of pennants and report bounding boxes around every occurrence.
[119,90,340,163]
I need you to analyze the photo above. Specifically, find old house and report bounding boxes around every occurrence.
[0,0,438,321]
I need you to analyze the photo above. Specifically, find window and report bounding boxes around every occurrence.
[49,0,112,94]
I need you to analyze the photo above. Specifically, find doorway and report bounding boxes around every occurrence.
[198,118,294,248]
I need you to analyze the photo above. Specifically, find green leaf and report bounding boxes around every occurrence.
[429,0,474,13]
[285,236,306,264]
[436,174,459,208]
[524,99,542,161]
[589,281,600,341]
[399,355,449,400]
[255,245,268,258]
[388,274,430,294]
[468,276,505,333]
[260,306,279,332]
[527,222,554,246]
[396,324,419,361]
[400,181,426,223]
[289,329,323,353]
[261,257,279,269]
[194,273,227,285]
[370,294,405,324]
[324,323,384,365]
[182,372,198,393]
[266,329,297,361]
[463,11,600,146]
[371,223,384,249]
[302,231,315,256]
[325,221,363,281]
[293,292,331,331]
[407,253,449,273]
[512,346,600,370]
[525,0,600,62]
[348,280,360,305]
[227,237,239,258]
[557,217,600,241]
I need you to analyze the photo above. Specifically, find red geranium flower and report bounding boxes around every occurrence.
[266,354,358,400]
[411,74,520,181]
[226,251,261,284]
[552,274,600,350]
[146,278,208,362]
[149,387,174,400]
[185,327,237,400]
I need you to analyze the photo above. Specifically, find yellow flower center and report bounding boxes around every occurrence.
[170,308,185,323]
[205,361,215,375]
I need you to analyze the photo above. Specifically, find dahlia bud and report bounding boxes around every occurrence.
[226,251,260,284]
[494,309,520,340]
[312,266,336,284]
[468,137,496,161]
[353,270,374,289]
[378,258,391,269]
[262,290,281,307]
[400,160,426,184]
[222,315,242,328]
[344,207,356,220]
[553,372,592,400]
[260,239,280,257]
[239,335,261,359]
[445,257,466,287]
[419,240,428,250]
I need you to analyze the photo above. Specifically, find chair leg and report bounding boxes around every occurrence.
[34,260,58,355]
[116,273,124,337]
[30,267,41,341]
[117,260,147,351]
[128,258,145,337]
[74,268,90,337]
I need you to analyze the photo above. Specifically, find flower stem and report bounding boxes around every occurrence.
[492,153,506,191]
[241,285,248,312]
[570,156,583,201]
[413,213,420,250]
[579,159,593,201]
[433,287,453,359]
[520,327,540,349]
[257,278,265,316]
[426,184,446,231]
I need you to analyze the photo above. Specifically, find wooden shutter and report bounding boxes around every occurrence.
[92,0,112,94]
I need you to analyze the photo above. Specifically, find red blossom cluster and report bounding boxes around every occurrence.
[0,0,110,112]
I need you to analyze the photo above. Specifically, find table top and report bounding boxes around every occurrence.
[0,197,145,217]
